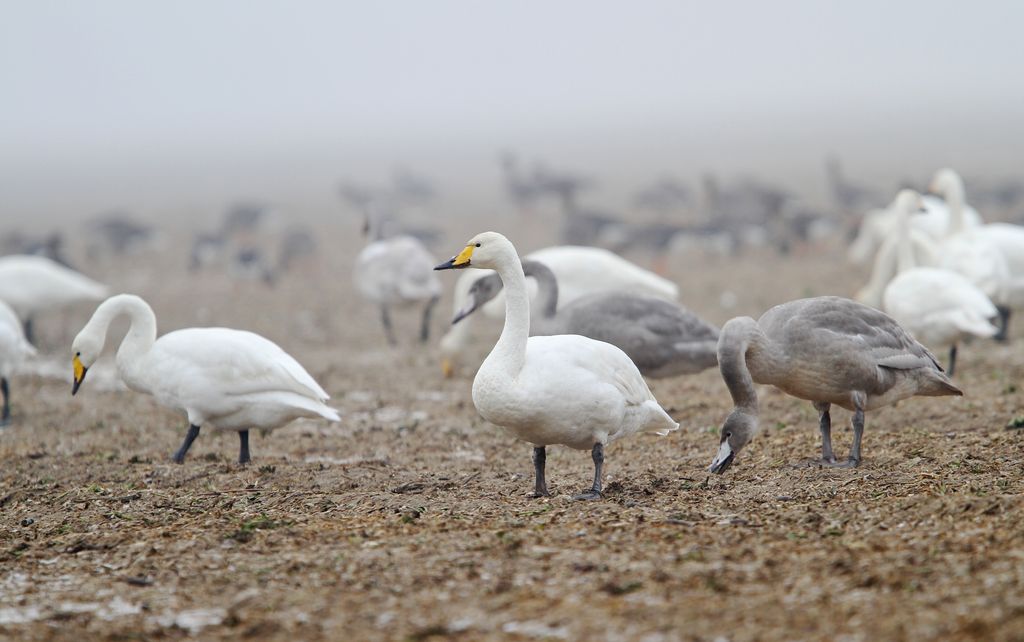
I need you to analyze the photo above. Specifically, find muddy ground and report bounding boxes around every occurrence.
[1,224,1022,641]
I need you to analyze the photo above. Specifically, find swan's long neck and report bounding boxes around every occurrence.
[894,204,916,274]
[487,244,531,379]
[944,176,967,237]
[85,295,158,371]
[717,317,770,413]
[522,260,558,319]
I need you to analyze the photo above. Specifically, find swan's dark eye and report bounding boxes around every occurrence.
[76,351,81,357]
[725,431,732,439]
[475,243,481,247]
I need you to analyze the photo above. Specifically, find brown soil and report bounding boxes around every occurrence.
[1,230,1023,641]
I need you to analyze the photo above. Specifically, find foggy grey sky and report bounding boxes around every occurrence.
[3,1,1023,218]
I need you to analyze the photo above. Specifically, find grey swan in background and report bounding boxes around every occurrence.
[454,259,719,378]
[708,296,962,474]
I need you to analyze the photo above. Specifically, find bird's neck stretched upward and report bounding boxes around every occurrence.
[717,317,769,413]
[87,294,158,369]
[487,243,531,378]
[522,260,559,319]
[894,203,917,274]
[943,176,968,237]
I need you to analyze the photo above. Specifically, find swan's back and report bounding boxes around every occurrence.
[883,267,998,345]
[354,235,440,304]
[149,328,331,402]
[756,297,958,407]
[0,255,108,316]
[527,246,678,303]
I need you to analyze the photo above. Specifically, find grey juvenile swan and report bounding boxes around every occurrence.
[708,296,962,474]
[454,260,719,377]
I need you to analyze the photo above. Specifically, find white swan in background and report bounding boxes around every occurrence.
[708,295,961,474]
[71,294,340,463]
[882,190,998,376]
[0,299,36,425]
[353,211,441,346]
[847,193,982,266]
[454,259,719,377]
[434,232,678,500]
[439,245,678,376]
[930,168,1024,340]
[0,255,108,343]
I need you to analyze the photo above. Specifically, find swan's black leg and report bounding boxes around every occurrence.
[0,377,10,427]
[948,344,958,377]
[172,424,201,463]
[814,401,835,464]
[995,306,1011,343]
[23,318,34,346]
[380,305,397,346]
[238,430,251,465]
[531,446,550,498]
[420,295,439,343]
[572,443,604,501]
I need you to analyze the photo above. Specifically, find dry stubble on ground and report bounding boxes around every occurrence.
[1,230,1023,641]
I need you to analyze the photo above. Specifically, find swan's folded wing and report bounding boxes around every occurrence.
[534,334,655,406]
[155,328,331,401]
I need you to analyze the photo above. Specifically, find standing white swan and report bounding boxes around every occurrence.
[708,296,961,474]
[930,168,1024,340]
[0,255,108,343]
[434,232,679,500]
[882,190,998,376]
[0,299,36,425]
[71,294,340,463]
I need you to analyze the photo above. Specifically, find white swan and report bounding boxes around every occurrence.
[881,190,998,376]
[0,299,36,425]
[708,296,961,474]
[454,259,719,377]
[930,168,1024,339]
[71,294,340,463]
[439,245,678,375]
[434,232,679,500]
[354,220,441,346]
[0,255,108,342]
[847,193,982,266]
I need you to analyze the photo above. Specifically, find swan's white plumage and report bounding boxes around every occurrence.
[0,255,108,319]
[0,299,35,378]
[73,295,339,434]
[443,233,678,455]
[354,235,441,305]
[847,195,982,266]
[884,267,998,350]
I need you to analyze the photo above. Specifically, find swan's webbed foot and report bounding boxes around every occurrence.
[571,488,602,501]
[820,457,860,469]
[530,490,551,499]
[238,430,251,465]
[172,424,201,464]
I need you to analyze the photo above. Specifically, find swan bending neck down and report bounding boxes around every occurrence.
[708,296,962,474]
[71,294,340,464]
[435,232,678,500]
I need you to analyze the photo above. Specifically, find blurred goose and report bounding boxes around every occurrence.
[435,232,678,500]
[0,255,108,343]
[931,168,1024,340]
[354,209,441,346]
[71,294,339,463]
[439,245,677,375]
[882,190,998,376]
[454,259,719,377]
[708,296,962,474]
[0,299,36,426]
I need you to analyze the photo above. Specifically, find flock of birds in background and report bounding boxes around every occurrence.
[1,155,1024,497]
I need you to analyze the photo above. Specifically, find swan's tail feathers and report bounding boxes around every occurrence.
[317,405,342,422]
[926,371,964,397]
[643,400,680,436]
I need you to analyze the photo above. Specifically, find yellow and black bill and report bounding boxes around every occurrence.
[72,355,88,396]
[434,245,474,270]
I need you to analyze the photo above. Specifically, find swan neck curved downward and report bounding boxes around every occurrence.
[521,260,559,319]
[717,317,765,413]
[89,294,158,369]
[488,243,531,378]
